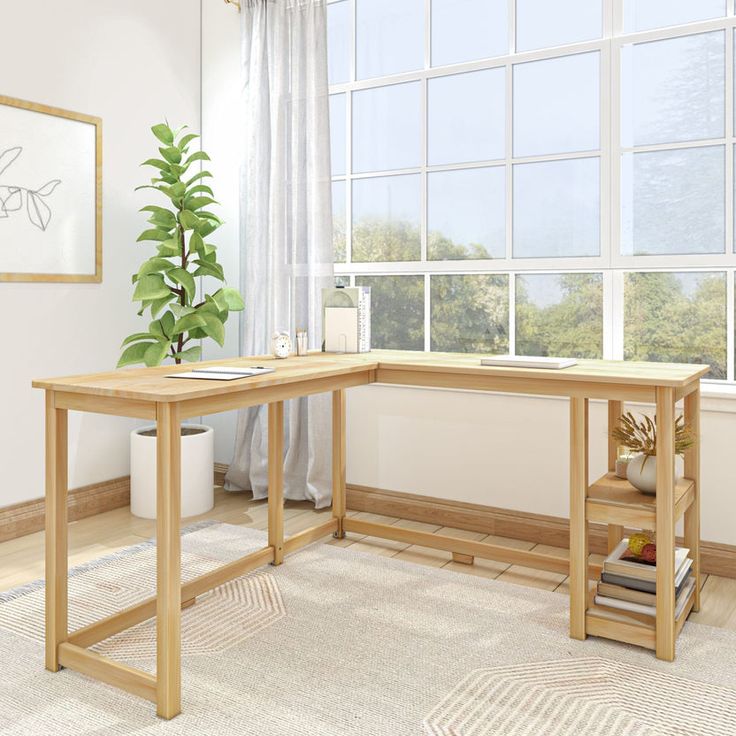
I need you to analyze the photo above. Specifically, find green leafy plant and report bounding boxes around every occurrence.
[118,123,244,368]
[611,411,694,468]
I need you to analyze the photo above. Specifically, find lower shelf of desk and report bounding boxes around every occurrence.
[585,586,696,650]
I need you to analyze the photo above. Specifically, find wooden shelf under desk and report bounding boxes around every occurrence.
[586,472,695,528]
[585,584,697,651]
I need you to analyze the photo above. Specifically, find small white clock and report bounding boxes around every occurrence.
[271,331,292,359]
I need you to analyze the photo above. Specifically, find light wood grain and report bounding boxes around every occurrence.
[268,402,284,566]
[684,387,701,611]
[45,392,68,672]
[497,543,568,591]
[58,643,156,702]
[156,402,181,719]
[55,392,155,420]
[283,519,338,555]
[33,353,377,404]
[586,610,655,650]
[32,350,707,404]
[607,400,625,553]
[332,389,346,538]
[0,95,102,283]
[373,351,708,387]
[569,397,589,641]
[655,386,676,662]
[344,518,571,575]
[0,475,130,544]
[690,576,736,629]
[586,472,694,527]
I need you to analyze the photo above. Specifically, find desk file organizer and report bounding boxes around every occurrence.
[322,286,370,353]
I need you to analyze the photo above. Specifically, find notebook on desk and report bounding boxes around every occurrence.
[166,366,275,381]
[480,355,577,369]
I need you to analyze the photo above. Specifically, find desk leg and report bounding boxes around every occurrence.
[332,389,346,539]
[607,400,625,553]
[684,387,701,612]
[655,386,676,662]
[268,401,284,565]
[45,391,68,672]
[569,397,589,641]
[156,402,182,719]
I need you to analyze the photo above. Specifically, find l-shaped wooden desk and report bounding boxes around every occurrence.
[33,350,707,718]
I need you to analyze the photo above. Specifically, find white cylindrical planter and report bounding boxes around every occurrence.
[130,424,214,519]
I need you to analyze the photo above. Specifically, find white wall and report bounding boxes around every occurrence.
[0,0,201,506]
[201,0,243,464]
[346,385,736,546]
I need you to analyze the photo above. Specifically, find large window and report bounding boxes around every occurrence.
[328,0,736,382]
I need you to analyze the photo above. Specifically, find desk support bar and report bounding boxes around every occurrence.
[268,402,285,566]
[683,387,701,612]
[156,401,182,719]
[569,397,589,641]
[332,389,346,538]
[45,391,68,672]
[606,400,625,553]
[67,545,276,649]
[58,643,157,703]
[342,518,603,577]
[655,387,676,662]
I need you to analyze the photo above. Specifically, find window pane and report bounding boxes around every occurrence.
[356,0,424,80]
[430,274,509,353]
[428,167,505,260]
[514,52,599,157]
[353,82,421,173]
[330,94,346,176]
[624,272,726,379]
[431,0,507,66]
[624,0,725,33]
[335,275,351,287]
[332,180,346,263]
[352,174,421,262]
[327,1,350,85]
[513,157,600,258]
[428,69,505,165]
[516,0,602,52]
[516,273,603,358]
[356,275,425,350]
[621,146,724,256]
[621,32,725,148]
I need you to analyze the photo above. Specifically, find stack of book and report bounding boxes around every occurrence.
[594,538,695,619]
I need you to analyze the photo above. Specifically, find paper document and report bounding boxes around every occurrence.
[166,366,275,381]
[480,355,577,369]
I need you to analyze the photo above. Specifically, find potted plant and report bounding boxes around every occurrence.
[119,122,244,519]
[611,412,694,495]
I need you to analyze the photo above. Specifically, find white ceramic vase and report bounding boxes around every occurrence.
[130,424,214,519]
[626,452,684,495]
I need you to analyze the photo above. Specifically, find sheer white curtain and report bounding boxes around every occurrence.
[225,0,334,507]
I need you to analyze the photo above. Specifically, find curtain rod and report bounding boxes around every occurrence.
[224,0,241,10]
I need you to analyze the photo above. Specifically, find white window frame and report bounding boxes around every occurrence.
[328,0,736,383]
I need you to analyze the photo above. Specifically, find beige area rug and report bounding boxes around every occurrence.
[0,522,735,735]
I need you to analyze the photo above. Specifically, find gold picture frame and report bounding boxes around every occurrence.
[0,95,102,283]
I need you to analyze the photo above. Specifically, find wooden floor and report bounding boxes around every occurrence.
[1,487,734,631]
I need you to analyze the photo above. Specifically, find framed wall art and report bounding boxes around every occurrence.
[0,95,102,283]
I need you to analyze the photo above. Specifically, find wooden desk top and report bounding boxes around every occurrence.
[33,350,708,403]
